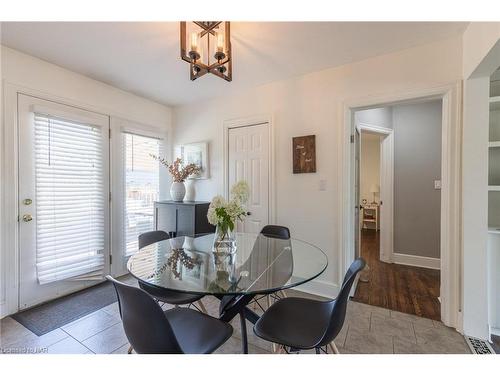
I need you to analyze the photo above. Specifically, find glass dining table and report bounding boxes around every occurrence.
[127,232,328,353]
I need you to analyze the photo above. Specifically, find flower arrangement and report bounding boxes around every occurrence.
[150,155,200,182]
[207,181,249,251]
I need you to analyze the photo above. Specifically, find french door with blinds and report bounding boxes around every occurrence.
[18,94,110,309]
[110,118,164,276]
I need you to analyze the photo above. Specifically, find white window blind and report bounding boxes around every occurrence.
[35,114,105,285]
[124,133,161,256]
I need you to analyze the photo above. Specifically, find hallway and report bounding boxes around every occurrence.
[353,229,441,321]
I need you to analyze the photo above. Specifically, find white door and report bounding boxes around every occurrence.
[18,94,110,309]
[354,127,361,258]
[228,123,270,233]
[379,132,394,263]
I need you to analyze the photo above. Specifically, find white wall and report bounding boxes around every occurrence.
[355,107,393,129]
[463,23,500,79]
[1,46,172,317]
[360,133,380,208]
[173,37,463,296]
[461,23,500,339]
[0,34,4,318]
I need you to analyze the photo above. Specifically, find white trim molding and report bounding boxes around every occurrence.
[356,122,392,135]
[293,279,340,299]
[339,83,462,331]
[392,253,441,270]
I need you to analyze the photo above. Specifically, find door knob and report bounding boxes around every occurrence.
[23,214,33,222]
[23,198,32,205]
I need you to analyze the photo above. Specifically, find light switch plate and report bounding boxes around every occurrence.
[434,180,441,190]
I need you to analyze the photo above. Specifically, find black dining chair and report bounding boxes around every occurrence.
[137,230,207,313]
[260,225,291,240]
[253,258,366,354]
[106,276,232,354]
[251,225,292,312]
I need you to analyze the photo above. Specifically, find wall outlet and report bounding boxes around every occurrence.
[434,180,442,190]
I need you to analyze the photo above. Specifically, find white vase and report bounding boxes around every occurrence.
[184,179,196,202]
[170,181,186,202]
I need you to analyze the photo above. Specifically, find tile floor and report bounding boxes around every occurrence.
[0,276,471,354]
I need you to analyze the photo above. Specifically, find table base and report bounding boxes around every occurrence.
[217,294,261,354]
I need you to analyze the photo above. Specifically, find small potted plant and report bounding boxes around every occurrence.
[207,181,249,254]
[150,155,200,202]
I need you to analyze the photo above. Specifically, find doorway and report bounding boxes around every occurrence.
[352,100,443,321]
[225,119,272,233]
[17,94,111,309]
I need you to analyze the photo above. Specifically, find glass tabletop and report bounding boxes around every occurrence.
[127,232,328,296]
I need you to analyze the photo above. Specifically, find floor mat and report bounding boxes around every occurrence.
[12,281,118,336]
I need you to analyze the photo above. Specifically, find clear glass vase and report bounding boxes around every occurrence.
[212,225,237,255]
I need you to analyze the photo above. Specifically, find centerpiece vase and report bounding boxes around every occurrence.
[212,225,237,255]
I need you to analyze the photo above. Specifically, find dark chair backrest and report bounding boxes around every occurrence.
[260,225,291,240]
[319,258,366,346]
[106,276,183,354]
[138,230,170,249]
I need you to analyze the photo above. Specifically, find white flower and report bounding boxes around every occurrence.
[210,195,226,209]
[226,198,245,221]
[230,181,250,204]
[207,182,250,228]
[207,195,226,225]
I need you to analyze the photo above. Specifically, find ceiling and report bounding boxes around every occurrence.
[0,22,468,107]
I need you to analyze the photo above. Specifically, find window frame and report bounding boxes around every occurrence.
[110,117,168,277]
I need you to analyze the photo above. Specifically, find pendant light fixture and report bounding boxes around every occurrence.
[180,21,232,81]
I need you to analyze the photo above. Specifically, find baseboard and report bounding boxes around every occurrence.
[0,302,9,319]
[490,327,500,337]
[292,278,340,299]
[392,253,440,270]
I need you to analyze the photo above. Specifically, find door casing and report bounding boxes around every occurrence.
[340,84,462,330]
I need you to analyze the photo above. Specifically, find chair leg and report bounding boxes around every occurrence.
[127,345,133,354]
[196,300,208,314]
[315,347,321,354]
[279,290,287,299]
[328,341,339,354]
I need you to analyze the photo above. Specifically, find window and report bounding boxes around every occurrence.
[124,133,161,256]
[34,114,105,284]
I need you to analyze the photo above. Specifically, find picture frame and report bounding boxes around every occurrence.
[292,135,316,173]
[175,141,209,179]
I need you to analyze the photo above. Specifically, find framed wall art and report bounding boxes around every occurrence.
[292,135,316,174]
[175,141,209,179]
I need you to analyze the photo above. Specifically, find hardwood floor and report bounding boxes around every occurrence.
[353,229,441,321]
[491,335,500,354]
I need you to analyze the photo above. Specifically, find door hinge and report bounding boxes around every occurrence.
[109,191,112,202]
[108,128,111,138]
[350,134,355,143]
[109,254,112,264]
